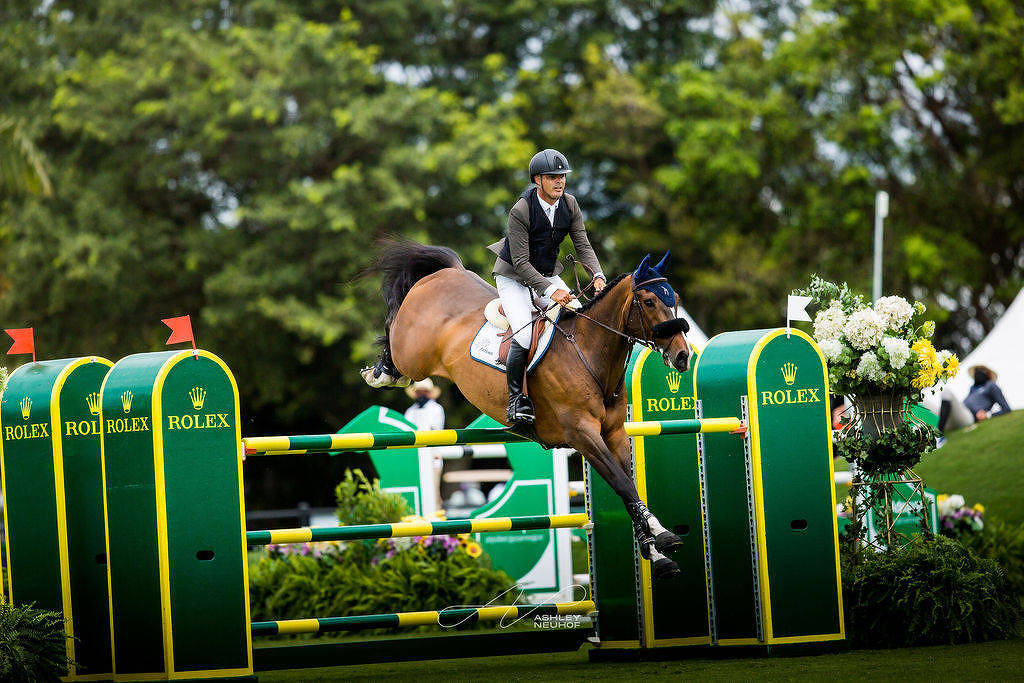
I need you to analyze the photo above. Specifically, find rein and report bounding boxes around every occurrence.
[554,269,679,400]
[502,258,683,401]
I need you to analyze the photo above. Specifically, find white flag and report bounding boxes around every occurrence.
[787,295,812,322]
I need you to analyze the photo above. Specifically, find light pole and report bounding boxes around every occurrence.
[872,190,889,302]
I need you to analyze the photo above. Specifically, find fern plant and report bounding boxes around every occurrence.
[843,535,1021,647]
[0,602,70,682]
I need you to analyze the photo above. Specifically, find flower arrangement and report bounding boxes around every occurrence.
[797,276,958,397]
[937,494,985,538]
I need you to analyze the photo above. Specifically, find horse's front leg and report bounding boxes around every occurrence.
[604,426,684,556]
[569,416,680,580]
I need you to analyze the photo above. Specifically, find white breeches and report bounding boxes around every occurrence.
[494,274,570,347]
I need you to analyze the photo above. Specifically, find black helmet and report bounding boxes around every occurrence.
[529,149,572,180]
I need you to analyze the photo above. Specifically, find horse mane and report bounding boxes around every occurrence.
[575,272,630,313]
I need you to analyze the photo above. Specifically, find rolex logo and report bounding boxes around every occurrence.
[86,392,101,416]
[20,397,31,420]
[189,387,206,411]
[666,371,682,394]
[781,363,798,386]
[121,390,133,413]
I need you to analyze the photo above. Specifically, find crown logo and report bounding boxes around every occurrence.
[121,390,133,413]
[20,396,31,420]
[189,387,206,411]
[781,363,798,386]
[666,371,682,394]
[86,392,101,416]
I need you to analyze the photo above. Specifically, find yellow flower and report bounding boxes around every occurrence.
[465,541,483,558]
[912,371,935,389]
[973,503,985,514]
[944,355,959,379]
[912,339,936,363]
[937,494,949,503]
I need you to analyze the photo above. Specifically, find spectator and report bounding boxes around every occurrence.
[404,379,444,431]
[962,365,1012,423]
[404,379,445,512]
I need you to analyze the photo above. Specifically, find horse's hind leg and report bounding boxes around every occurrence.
[604,426,683,555]
[360,329,411,388]
[570,419,681,580]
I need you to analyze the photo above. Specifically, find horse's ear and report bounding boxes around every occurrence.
[634,254,651,276]
[654,251,670,274]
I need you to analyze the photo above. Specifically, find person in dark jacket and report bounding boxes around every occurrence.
[486,148,605,426]
[962,364,1012,422]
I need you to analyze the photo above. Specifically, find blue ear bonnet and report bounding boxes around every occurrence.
[632,252,676,309]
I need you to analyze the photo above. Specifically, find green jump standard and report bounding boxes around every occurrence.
[0,357,114,681]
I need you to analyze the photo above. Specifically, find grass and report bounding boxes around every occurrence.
[916,411,1024,522]
[258,638,1024,681]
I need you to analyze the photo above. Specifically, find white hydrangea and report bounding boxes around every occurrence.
[874,296,914,331]
[844,308,887,350]
[818,338,845,361]
[936,350,952,365]
[813,303,847,342]
[855,351,884,381]
[881,336,911,370]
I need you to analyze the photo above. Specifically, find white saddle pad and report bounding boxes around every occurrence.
[469,310,560,373]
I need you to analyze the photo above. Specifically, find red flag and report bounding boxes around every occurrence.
[4,328,36,362]
[162,315,195,347]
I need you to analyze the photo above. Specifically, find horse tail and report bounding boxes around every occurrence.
[374,240,465,329]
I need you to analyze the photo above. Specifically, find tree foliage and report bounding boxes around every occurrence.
[1,0,1021,453]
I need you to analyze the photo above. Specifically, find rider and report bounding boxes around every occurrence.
[487,148,606,426]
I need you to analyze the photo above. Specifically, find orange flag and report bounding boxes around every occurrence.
[161,315,197,355]
[4,328,36,362]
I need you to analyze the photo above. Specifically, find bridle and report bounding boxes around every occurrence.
[547,258,689,398]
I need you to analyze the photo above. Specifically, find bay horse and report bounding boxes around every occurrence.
[362,241,692,579]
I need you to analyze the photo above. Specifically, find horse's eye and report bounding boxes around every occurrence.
[644,299,656,308]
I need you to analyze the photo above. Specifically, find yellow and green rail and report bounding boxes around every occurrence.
[243,417,745,456]
[246,513,591,546]
[250,600,597,636]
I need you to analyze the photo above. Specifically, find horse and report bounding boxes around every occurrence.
[362,241,692,579]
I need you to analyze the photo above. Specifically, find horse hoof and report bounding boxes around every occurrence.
[653,557,681,580]
[360,367,412,389]
[654,531,683,554]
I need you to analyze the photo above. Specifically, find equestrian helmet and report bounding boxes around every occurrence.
[529,149,573,180]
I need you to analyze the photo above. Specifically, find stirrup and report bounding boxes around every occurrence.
[507,395,535,425]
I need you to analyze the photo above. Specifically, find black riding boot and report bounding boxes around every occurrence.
[505,340,535,425]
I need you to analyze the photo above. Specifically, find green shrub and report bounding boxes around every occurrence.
[843,536,1021,647]
[334,469,410,526]
[958,518,1024,604]
[0,602,70,682]
[250,469,517,634]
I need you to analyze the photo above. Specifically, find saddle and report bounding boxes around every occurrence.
[484,297,581,375]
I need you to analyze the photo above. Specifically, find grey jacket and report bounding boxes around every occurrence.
[487,190,604,293]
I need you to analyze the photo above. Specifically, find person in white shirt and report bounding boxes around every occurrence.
[404,379,445,506]
[404,379,445,431]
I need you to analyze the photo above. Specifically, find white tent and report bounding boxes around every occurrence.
[925,287,1024,412]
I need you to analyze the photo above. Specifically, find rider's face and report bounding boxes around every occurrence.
[536,173,566,202]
